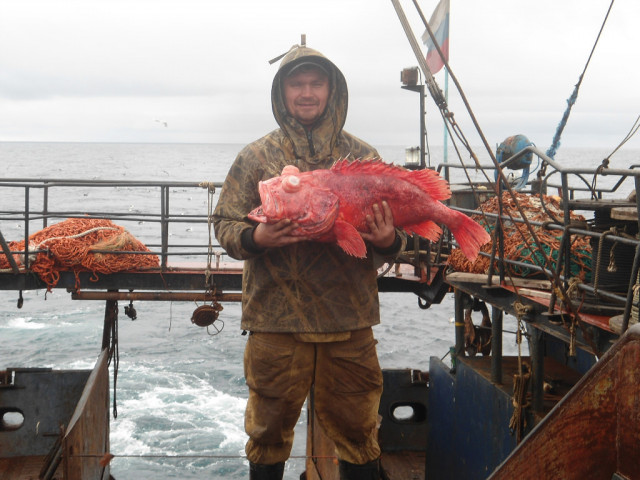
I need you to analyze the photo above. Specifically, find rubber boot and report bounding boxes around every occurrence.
[338,458,380,480]
[249,461,285,480]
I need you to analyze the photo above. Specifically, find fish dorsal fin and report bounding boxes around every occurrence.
[331,158,451,201]
[333,220,367,258]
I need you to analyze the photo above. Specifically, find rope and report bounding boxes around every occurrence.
[509,301,532,443]
[593,227,628,295]
[566,276,583,300]
[599,114,640,170]
[449,192,591,281]
[106,300,120,420]
[72,453,339,460]
[71,452,340,469]
[0,218,159,289]
[201,181,216,287]
[544,0,616,163]
[195,181,227,336]
[36,226,120,249]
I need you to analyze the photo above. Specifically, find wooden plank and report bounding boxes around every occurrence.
[64,349,110,480]
[517,287,553,300]
[611,206,638,221]
[304,393,339,480]
[446,272,551,290]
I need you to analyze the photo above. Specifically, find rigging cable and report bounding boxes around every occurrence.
[398,0,558,284]
[605,114,640,160]
[543,0,616,166]
[393,0,606,356]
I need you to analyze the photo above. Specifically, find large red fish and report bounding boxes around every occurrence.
[248,159,490,260]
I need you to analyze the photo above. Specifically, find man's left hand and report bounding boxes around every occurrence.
[360,201,396,249]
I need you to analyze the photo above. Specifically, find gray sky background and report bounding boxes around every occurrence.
[1,0,638,152]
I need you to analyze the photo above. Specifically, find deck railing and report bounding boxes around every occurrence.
[0,179,225,271]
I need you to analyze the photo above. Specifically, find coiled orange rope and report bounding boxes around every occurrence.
[449,192,591,280]
[0,218,159,289]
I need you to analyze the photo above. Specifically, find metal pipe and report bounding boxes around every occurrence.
[102,296,118,351]
[454,289,465,360]
[73,291,242,302]
[529,326,545,413]
[419,84,426,169]
[490,307,503,384]
[620,243,640,334]
[161,186,169,269]
[0,179,222,188]
[24,186,30,270]
[43,182,49,228]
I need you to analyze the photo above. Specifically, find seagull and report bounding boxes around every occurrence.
[155,119,168,127]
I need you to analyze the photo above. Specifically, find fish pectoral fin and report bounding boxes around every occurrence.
[404,220,442,243]
[334,221,367,258]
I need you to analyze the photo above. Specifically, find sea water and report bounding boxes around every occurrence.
[1,142,637,479]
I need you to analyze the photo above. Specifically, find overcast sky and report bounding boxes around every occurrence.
[1,0,638,152]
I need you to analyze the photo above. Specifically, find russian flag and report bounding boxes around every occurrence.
[421,0,450,74]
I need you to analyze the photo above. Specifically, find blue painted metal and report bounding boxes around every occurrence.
[495,134,534,190]
[427,357,517,479]
[543,333,597,375]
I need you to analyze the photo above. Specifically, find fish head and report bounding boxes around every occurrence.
[248,165,339,236]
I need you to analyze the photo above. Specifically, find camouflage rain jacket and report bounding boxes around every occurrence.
[213,46,404,333]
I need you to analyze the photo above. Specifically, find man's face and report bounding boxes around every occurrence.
[282,67,330,126]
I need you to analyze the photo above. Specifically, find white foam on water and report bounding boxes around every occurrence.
[110,418,152,455]
[3,317,47,329]
[110,362,247,460]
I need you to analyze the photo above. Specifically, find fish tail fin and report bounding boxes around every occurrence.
[448,212,491,261]
[404,220,442,243]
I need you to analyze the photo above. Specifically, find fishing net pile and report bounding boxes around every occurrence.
[0,218,159,289]
[448,192,592,280]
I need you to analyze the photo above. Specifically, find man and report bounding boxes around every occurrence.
[213,44,405,480]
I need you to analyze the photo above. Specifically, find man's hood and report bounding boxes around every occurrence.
[271,46,348,165]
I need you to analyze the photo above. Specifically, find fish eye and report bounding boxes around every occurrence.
[282,175,302,193]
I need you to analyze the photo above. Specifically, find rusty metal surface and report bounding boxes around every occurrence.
[0,368,90,457]
[0,455,53,479]
[0,263,434,298]
[380,451,425,480]
[72,290,242,302]
[489,325,640,479]
[0,353,109,480]
[0,267,244,292]
[378,369,428,452]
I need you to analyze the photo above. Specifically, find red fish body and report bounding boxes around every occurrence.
[248,159,490,260]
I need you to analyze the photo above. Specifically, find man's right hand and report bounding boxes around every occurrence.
[253,219,304,249]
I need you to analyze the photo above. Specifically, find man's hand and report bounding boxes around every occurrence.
[253,219,304,249]
[360,201,396,249]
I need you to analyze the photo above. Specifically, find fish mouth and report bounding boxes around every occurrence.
[248,182,279,223]
[247,205,266,222]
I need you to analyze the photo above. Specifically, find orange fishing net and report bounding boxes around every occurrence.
[0,218,159,289]
[448,192,591,280]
